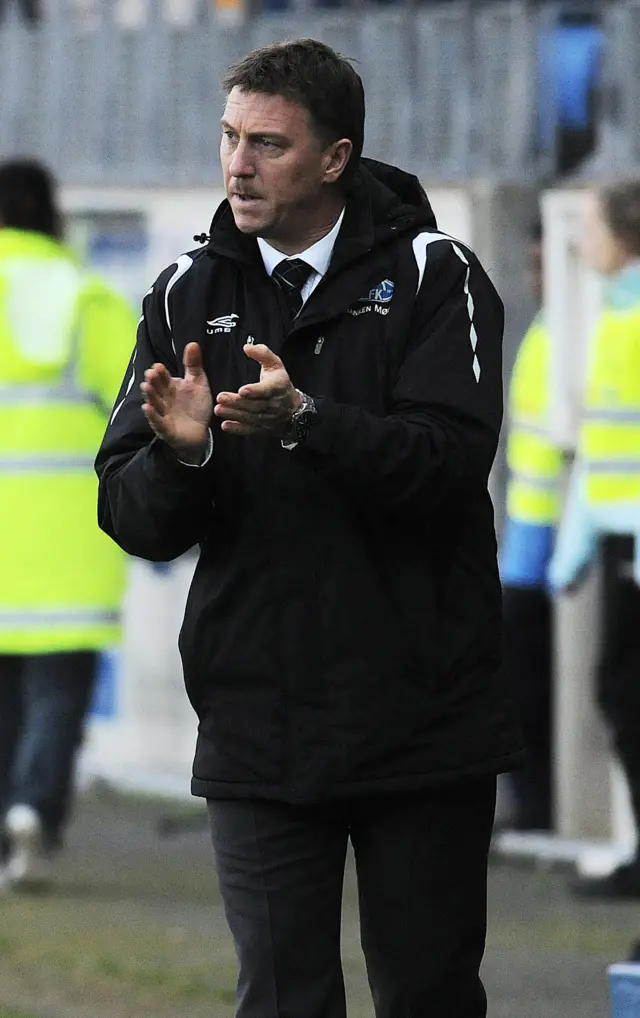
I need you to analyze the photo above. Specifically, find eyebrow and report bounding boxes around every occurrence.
[220,120,288,144]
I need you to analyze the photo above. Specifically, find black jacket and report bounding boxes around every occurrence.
[96,159,523,801]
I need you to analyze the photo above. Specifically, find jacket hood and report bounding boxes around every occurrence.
[358,158,437,229]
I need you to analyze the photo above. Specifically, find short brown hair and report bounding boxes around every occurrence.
[222,39,365,186]
[601,181,640,257]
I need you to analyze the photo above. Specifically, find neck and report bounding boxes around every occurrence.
[262,200,344,257]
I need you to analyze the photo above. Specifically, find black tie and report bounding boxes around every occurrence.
[272,258,314,323]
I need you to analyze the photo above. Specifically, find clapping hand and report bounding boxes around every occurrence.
[214,344,300,437]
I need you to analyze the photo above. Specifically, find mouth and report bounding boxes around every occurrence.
[230,193,263,205]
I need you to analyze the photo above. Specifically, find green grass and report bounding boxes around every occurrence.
[0,1010,44,1017]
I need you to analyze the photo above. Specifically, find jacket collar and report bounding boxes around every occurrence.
[257,208,345,279]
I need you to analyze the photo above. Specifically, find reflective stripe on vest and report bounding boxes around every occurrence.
[582,459,640,473]
[0,381,102,408]
[0,608,120,630]
[508,472,559,490]
[582,461,640,501]
[584,408,640,423]
[0,455,97,473]
[510,417,551,439]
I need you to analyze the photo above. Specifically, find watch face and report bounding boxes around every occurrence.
[297,412,313,438]
[288,393,316,443]
[296,404,315,438]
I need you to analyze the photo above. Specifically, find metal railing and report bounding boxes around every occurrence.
[2,1,638,186]
[599,0,640,174]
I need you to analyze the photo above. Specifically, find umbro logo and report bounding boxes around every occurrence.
[207,314,239,334]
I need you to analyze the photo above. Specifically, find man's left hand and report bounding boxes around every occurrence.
[214,344,301,436]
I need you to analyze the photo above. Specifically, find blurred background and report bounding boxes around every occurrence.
[1,0,640,1015]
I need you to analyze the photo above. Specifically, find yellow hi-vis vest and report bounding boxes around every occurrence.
[506,315,563,526]
[579,264,640,506]
[0,228,137,653]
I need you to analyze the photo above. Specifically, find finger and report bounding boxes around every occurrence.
[243,343,283,371]
[140,382,167,416]
[220,419,263,436]
[235,381,283,400]
[142,402,168,435]
[183,343,204,380]
[145,364,171,392]
[214,405,273,427]
[215,394,274,413]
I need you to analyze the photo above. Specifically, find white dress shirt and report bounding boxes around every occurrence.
[257,208,345,306]
[181,210,345,467]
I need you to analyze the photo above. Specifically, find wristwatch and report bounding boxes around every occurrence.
[281,390,317,450]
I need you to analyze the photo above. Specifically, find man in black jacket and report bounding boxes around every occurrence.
[96,38,522,1018]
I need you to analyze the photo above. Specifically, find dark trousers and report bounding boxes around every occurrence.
[0,652,97,847]
[598,535,640,846]
[208,776,496,1018]
[502,585,553,829]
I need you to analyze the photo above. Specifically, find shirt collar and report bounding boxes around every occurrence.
[257,208,345,280]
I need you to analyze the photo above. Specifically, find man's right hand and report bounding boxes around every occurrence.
[141,342,212,460]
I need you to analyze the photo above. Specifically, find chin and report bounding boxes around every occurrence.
[234,220,264,237]
[231,209,272,238]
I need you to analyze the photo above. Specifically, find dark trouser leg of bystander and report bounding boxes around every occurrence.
[11,651,97,847]
[0,656,25,860]
[501,585,553,830]
[351,776,497,1018]
[597,537,640,855]
[572,535,640,899]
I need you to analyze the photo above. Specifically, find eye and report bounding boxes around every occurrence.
[222,129,237,142]
[258,138,278,150]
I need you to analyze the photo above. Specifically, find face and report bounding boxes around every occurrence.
[220,88,352,253]
[580,192,630,277]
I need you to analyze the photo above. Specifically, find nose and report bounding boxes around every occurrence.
[228,139,254,179]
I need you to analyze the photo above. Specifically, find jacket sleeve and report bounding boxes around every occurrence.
[94,272,213,562]
[547,463,596,592]
[294,240,504,518]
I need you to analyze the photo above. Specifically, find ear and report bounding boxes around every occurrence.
[323,139,353,185]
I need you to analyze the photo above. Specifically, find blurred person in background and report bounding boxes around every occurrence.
[0,0,40,23]
[0,160,136,890]
[499,220,563,834]
[96,38,522,1018]
[550,182,640,899]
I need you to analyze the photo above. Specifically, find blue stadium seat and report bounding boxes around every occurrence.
[537,21,604,151]
[608,964,640,1018]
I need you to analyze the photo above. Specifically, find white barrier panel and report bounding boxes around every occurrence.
[543,188,603,452]
[61,186,228,308]
[426,188,474,246]
[80,557,198,797]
